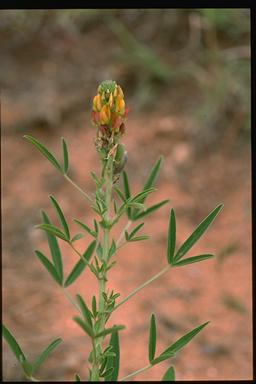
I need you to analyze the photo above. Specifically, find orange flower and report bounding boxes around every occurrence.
[93,94,102,112]
[100,104,111,125]
[115,96,125,115]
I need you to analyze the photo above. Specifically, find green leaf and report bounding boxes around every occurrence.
[64,240,96,287]
[162,366,175,381]
[76,294,93,327]
[141,156,163,198]
[92,296,97,317]
[36,223,68,241]
[75,373,81,381]
[122,171,132,219]
[108,240,117,259]
[130,187,155,204]
[128,235,150,242]
[23,135,62,173]
[73,316,94,338]
[148,314,157,363]
[2,324,26,363]
[35,251,62,285]
[74,219,97,238]
[95,325,125,338]
[71,233,84,242]
[113,186,126,203]
[32,338,62,374]
[173,254,214,267]
[50,195,70,240]
[21,359,33,377]
[101,367,114,378]
[129,222,144,239]
[62,137,69,174]
[41,211,63,284]
[133,199,169,220]
[104,331,120,381]
[152,321,209,365]
[167,209,176,265]
[174,204,224,262]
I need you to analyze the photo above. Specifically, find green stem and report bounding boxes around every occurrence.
[64,174,93,203]
[120,363,152,381]
[113,265,170,311]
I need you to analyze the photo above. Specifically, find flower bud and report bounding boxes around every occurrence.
[93,94,102,112]
[100,104,111,125]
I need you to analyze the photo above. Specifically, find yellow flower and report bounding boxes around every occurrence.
[93,94,102,112]
[100,104,111,124]
[115,96,125,115]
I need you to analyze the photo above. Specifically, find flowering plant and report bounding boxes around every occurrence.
[3,80,223,381]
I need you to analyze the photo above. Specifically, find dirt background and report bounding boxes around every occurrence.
[1,9,252,381]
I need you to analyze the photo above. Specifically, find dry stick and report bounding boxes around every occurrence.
[113,265,170,312]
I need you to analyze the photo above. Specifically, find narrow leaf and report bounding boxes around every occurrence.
[108,240,117,259]
[35,251,62,285]
[36,224,68,241]
[32,338,62,374]
[74,219,97,238]
[148,314,157,363]
[142,156,163,197]
[95,325,125,338]
[162,366,175,381]
[152,321,209,365]
[23,135,62,172]
[104,331,120,381]
[2,324,26,363]
[76,294,93,327]
[129,222,144,239]
[73,317,94,338]
[173,254,214,267]
[122,171,132,219]
[41,211,63,284]
[71,233,84,242]
[131,187,155,204]
[174,204,224,262]
[113,186,126,203]
[101,367,114,378]
[50,195,70,240]
[64,240,96,287]
[128,235,149,242]
[62,137,69,174]
[167,209,176,265]
[92,296,97,317]
[133,199,169,220]
[75,373,81,381]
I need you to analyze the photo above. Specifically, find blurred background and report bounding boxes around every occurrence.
[1,9,251,381]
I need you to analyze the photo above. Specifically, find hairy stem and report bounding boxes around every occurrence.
[113,265,170,311]
[120,364,152,381]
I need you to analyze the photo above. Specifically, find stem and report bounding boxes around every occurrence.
[120,364,152,381]
[113,265,170,311]
[70,242,91,267]
[64,174,93,203]
[62,288,81,313]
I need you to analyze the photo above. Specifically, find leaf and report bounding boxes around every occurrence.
[162,366,175,381]
[128,235,150,242]
[174,204,224,262]
[35,251,62,285]
[2,324,26,363]
[36,223,68,241]
[173,254,214,267]
[104,331,120,381]
[75,373,81,381]
[152,321,209,365]
[62,137,69,174]
[122,171,132,219]
[71,233,84,242]
[73,316,94,338]
[113,186,126,203]
[148,314,157,363]
[74,219,97,238]
[50,195,70,240]
[64,240,96,287]
[130,187,155,204]
[41,211,63,284]
[143,156,163,198]
[101,367,114,378]
[108,240,117,259]
[133,199,169,220]
[23,135,62,173]
[32,338,62,374]
[167,209,176,265]
[129,222,144,239]
[76,294,93,327]
[92,296,97,318]
[95,325,125,338]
